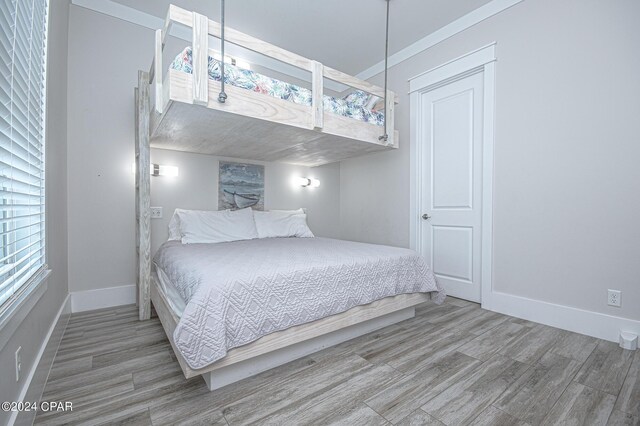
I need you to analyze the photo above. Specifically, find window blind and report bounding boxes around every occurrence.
[0,0,48,309]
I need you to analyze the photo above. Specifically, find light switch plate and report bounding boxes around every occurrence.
[150,207,163,219]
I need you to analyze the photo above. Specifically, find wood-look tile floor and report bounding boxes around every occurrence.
[35,298,640,425]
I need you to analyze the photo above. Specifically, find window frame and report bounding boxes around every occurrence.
[0,0,51,333]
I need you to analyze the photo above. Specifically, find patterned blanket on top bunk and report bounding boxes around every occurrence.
[170,47,385,126]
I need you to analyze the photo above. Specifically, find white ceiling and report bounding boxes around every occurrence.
[110,0,494,75]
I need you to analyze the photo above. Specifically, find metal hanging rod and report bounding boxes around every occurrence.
[379,0,391,144]
[218,0,228,103]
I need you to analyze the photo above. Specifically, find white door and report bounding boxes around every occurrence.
[418,72,484,302]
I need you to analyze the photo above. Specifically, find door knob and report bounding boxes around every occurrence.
[422,213,431,220]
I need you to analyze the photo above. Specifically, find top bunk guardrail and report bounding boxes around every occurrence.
[146,5,399,166]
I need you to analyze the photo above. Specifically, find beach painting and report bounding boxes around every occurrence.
[218,161,265,211]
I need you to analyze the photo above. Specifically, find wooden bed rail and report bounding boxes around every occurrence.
[148,4,397,145]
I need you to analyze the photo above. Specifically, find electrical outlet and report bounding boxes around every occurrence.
[150,207,163,219]
[608,289,621,307]
[15,346,21,382]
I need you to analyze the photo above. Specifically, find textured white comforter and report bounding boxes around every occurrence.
[153,237,444,369]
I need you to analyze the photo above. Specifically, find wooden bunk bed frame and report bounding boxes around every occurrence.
[148,5,398,167]
[135,5,421,390]
[152,272,429,390]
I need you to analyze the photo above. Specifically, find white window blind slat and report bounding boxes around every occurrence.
[0,246,43,276]
[1,227,44,246]
[0,171,42,191]
[0,0,47,313]
[0,158,44,180]
[0,220,43,243]
[0,189,43,204]
[0,171,42,190]
[0,209,44,221]
[2,233,45,260]
[0,256,46,305]
[0,177,43,193]
[0,145,44,170]
[0,129,44,155]
[0,211,42,225]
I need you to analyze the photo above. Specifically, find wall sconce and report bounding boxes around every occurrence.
[151,164,179,177]
[297,177,320,188]
[131,163,179,177]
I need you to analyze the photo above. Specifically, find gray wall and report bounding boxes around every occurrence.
[340,0,640,321]
[67,6,341,294]
[0,0,70,424]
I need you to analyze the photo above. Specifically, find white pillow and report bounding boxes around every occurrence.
[253,211,314,239]
[270,208,306,215]
[167,208,230,241]
[178,208,258,244]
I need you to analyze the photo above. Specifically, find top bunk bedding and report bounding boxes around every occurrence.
[170,47,385,126]
[153,237,444,370]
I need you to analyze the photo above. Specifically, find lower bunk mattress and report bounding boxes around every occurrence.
[153,237,444,370]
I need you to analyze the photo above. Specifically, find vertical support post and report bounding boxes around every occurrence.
[311,61,324,130]
[136,70,151,321]
[134,87,139,309]
[192,12,209,105]
[154,29,163,114]
[385,90,396,147]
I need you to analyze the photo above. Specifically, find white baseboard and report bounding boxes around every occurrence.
[70,284,136,313]
[485,291,640,345]
[10,294,71,426]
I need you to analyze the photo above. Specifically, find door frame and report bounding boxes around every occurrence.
[409,43,496,308]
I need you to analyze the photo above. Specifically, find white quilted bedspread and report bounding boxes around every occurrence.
[153,237,445,370]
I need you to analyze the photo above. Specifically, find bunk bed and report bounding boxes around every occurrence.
[148,5,398,167]
[134,5,441,391]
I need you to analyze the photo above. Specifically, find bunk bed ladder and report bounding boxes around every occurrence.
[135,70,152,321]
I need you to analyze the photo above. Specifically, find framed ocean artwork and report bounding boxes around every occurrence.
[218,161,265,211]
